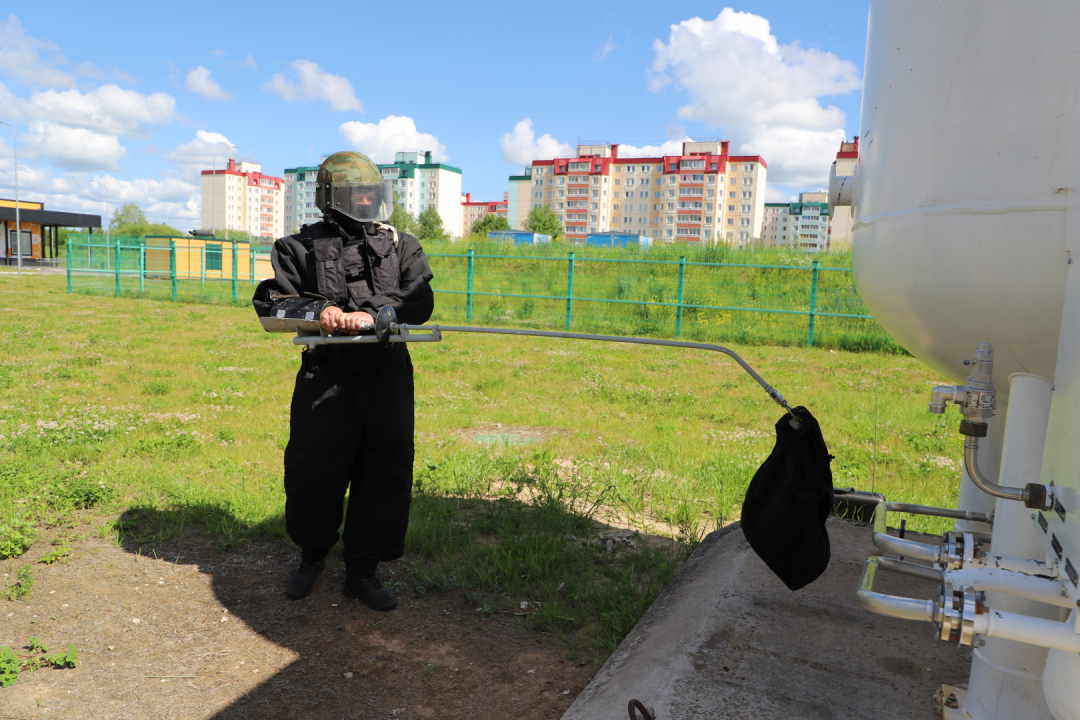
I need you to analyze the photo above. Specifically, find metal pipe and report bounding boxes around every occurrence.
[875,556,943,581]
[974,610,1080,654]
[855,557,938,622]
[872,502,943,562]
[431,325,794,413]
[964,436,1029,503]
[969,552,1051,576]
[884,501,993,525]
[295,323,795,415]
[943,568,1072,608]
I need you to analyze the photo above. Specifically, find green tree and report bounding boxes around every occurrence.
[111,222,186,237]
[414,206,448,243]
[388,203,415,235]
[470,214,511,238]
[110,202,147,229]
[522,205,563,241]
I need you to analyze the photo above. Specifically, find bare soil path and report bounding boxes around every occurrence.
[1,531,599,719]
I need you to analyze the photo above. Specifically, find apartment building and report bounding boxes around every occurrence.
[506,140,767,245]
[761,192,831,251]
[461,192,509,236]
[200,159,285,240]
[379,151,462,238]
[283,164,321,234]
[828,137,858,250]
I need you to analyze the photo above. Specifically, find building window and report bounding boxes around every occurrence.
[727,218,734,225]
[729,192,736,198]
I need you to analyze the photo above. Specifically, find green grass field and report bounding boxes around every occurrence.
[65,238,900,354]
[1,271,963,653]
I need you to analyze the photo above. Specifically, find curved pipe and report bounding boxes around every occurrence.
[295,323,795,416]
[943,568,1072,608]
[964,436,1029,503]
[855,557,938,622]
[872,503,943,563]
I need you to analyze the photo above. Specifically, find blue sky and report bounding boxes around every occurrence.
[0,1,870,230]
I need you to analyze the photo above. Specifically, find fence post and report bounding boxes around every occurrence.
[200,246,206,287]
[231,240,238,305]
[675,256,686,338]
[250,243,256,285]
[139,245,145,293]
[170,240,178,302]
[808,259,820,347]
[565,251,575,330]
[65,238,71,294]
[114,238,121,297]
[466,249,475,322]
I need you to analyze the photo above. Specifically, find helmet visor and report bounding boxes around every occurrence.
[329,181,394,223]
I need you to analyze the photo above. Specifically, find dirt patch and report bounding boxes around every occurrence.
[457,424,567,446]
[0,533,599,719]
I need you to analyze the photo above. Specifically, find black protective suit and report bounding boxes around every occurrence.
[253,219,434,575]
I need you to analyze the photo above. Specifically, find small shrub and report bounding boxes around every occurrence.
[145,381,171,396]
[133,434,199,456]
[0,520,36,560]
[4,566,34,601]
[39,546,69,564]
[50,476,113,510]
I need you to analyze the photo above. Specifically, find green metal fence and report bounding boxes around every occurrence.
[65,236,900,352]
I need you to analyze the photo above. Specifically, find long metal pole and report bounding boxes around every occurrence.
[90,179,109,270]
[466,249,474,322]
[222,144,237,243]
[675,255,686,338]
[0,121,21,275]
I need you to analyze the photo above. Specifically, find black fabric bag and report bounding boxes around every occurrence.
[740,406,835,591]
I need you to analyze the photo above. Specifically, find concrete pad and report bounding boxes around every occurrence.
[563,518,970,720]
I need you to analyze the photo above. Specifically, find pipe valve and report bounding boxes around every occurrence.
[927,342,997,420]
[937,585,985,646]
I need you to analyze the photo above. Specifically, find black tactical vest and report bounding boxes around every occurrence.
[301,221,400,311]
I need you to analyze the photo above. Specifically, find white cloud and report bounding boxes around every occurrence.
[1,81,177,137]
[162,130,238,180]
[237,54,257,69]
[0,155,200,229]
[75,61,103,78]
[338,116,446,163]
[186,66,231,101]
[764,185,795,203]
[618,139,689,158]
[22,121,127,172]
[593,37,616,63]
[0,15,74,88]
[265,60,362,112]
[499,119,573,165]
[649,8,861,186]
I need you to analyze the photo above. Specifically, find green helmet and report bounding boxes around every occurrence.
[315,151,394,223]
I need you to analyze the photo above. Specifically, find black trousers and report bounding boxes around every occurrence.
[283,348,415,575]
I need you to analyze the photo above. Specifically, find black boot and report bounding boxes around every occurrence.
[285,558,325,600]
[343,574,397,611]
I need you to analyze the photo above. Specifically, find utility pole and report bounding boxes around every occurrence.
[0,121,21,275]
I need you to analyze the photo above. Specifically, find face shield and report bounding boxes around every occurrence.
[328,181,394,223]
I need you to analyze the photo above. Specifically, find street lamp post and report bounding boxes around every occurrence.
[0,120,21,276]
[90,179,110,269]
[211,144,237,240]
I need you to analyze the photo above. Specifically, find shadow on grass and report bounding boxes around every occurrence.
[113,478,696,719]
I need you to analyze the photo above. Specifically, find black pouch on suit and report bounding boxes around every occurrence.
[740,406,835,591]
